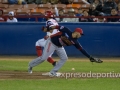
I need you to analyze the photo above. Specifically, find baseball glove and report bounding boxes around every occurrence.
[61,36,73,45]
[89,57,103,63]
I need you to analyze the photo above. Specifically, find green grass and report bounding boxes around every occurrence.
[0,79,120,90]
[0,58,120,90]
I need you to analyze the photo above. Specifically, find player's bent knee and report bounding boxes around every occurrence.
[41,57,48,61]
[61,56,68,61]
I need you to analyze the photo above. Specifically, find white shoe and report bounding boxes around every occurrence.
[49,72,62,77]
[28,66,32,74]
[42,72,50,76]
[42,72,62,77]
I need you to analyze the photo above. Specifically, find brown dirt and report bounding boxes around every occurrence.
[0,71,53,80]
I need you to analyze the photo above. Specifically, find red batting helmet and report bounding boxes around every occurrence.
[74,28,84,35]
[45,11,54,18]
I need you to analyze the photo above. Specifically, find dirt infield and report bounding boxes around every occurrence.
[0,71,52,80]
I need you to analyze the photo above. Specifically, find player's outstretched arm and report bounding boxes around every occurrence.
[79,48,103,63]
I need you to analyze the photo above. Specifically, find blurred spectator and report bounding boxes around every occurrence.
[87,0,94,4]
[49,0,59,4]
[107,8,120,22]
[95,13,106,22]
[117,3,120,15]
[79,10,94,22]
[115,0,120,3]
[35,0,42,4]
[8,0,26,4]
[8,0,17,4]
[41,0,49,4]
[102,0,117,16]
[26,0,42,4]
[0,8,6,22]
[87,0,102,4]
[18,0,27,4]
[93,0,103,12]
[88,4,100,16]
[93,0,101,7]
[76,8,83,17]
[55,8,66,22]
[62,8,79,22]
[59,0,73,4]
[7,11,18,22]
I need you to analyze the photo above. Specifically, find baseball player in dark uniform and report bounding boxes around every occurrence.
[28,25,103,76]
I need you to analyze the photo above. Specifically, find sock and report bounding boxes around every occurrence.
[47,57,55,64]
[36,46,42,56]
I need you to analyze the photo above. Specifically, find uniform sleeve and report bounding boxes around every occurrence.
[74,40,91,58]
[58,26,72,33]
[46,21,54,27]
[74,41,83,50]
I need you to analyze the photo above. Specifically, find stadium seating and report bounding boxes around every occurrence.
[52,4,66,9]
[66,4,81,9]
[3,8,16,15]
[81,4,90,10]
[0,0,91,21]
[0,3,8,9]
[23,4,37,10]
[2,0,8,4]
[16,8,30,21]
[16,8,30,15]
[37,4,52,9]
[8,4,23,10]
[73,0,90,4]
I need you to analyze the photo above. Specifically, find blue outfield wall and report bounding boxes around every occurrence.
[0,22,120,57]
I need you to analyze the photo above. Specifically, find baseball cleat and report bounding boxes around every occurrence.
[42,72,62,77]
[90,57,103,63]
[28,66,32,74]
[49,72,62,77]
[42,72,50,76]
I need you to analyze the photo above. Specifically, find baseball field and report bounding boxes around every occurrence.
[0,56,120,90]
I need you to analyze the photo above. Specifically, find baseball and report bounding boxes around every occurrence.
[71,68,75,70]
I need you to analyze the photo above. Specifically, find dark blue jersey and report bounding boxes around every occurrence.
[51,26,83,50]
[50,26,91,58]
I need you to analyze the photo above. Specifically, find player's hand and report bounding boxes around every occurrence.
[89,57,103,63]
[41,26,48,32]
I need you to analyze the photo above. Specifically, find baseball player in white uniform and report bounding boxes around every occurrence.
[7,11,18,22]
[35,11,59,66]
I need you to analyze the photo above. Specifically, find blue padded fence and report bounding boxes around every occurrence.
[0,22,120,57]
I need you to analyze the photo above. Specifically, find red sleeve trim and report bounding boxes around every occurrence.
[55,26,59,29]
[50,32,62,38]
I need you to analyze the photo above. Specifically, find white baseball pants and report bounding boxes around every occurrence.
[29,38,68,74]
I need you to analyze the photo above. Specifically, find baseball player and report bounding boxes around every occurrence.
[35,11,60,66]
[28,26,103,76]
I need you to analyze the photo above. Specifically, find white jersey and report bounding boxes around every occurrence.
[46,18,59,36]
[7,18,18,22]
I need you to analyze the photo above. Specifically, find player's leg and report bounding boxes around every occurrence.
[47,52,57,66]
[35,38,56,65]
[35,38,45,56]
[28,39,56,73]
[50,47,68,76]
